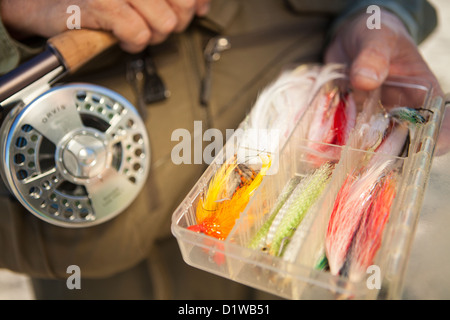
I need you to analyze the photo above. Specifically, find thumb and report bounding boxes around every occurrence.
[350,32,394,91]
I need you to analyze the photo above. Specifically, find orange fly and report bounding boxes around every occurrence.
[188,154,272,241]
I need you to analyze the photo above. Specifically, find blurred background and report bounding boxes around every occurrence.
[1,0,449,300]
[400,0,450,299]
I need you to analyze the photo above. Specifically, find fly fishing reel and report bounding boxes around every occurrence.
[0,83,150,227]
[0,30,151,228]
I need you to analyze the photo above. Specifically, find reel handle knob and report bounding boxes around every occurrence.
[48,29,118,73]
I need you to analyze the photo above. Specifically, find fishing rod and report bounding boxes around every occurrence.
[0,30,150,228]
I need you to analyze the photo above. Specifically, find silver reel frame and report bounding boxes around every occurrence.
[0,83,150,228]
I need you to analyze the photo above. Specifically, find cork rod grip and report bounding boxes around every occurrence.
[47,29,118,72]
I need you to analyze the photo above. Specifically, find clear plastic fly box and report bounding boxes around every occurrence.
[171,64,446,300]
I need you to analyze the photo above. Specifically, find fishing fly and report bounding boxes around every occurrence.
[244,63,349,151]
[248,162,334,257]
[323,104,428,281]
[188,153,272,241]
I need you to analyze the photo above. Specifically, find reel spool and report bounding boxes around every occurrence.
[0,83,150,227]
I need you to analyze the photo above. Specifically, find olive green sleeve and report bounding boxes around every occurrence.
[0,17,44,75]
[329,0,438,44]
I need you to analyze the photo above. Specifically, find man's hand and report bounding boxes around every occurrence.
[325,9,450,156]
[1,0,211,52]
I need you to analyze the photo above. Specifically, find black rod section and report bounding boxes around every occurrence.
[0,49,62,103]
